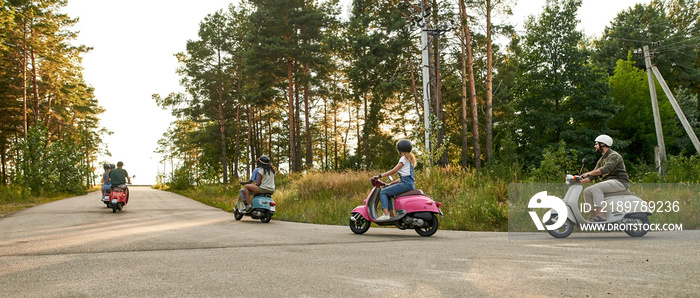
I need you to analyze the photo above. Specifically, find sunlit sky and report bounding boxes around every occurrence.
[61,0,649,185]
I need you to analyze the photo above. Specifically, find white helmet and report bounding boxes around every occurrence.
[595,134,613,147]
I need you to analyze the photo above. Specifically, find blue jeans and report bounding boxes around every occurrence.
[379,181,415,210]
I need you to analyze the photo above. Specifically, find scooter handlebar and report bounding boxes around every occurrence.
[370,177,388,187]
[565,174,582,185]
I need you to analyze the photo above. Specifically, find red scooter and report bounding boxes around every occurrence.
[107,185,129,213]
[349,178,443,236]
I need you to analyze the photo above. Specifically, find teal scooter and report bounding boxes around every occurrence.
[234,193,276,223]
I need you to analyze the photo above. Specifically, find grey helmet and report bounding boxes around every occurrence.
[396,139,412,153]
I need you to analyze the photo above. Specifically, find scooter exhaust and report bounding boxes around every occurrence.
[403,217,425,227]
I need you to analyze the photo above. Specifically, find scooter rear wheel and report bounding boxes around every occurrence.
[546,217,574,238]
[349,213,371,234]
[260,211,272,223]
[415,214,439,237]
[624,214,650,237]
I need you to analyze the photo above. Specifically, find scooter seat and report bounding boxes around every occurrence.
[396,189,425,198]
[254,193,273,198]
[604,189,633,197]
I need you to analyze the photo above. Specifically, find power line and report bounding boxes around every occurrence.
[654,56,699,72]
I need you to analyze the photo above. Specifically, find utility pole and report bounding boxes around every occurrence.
[420,1,431,154]
[651,66,700,154]
[643,45,666,176]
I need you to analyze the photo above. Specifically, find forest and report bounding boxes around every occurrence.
[1,0,105,195]
[152,0,699,187]
[1,0,699,198]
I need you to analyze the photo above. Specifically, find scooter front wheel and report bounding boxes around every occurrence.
[349,213,371,234]
[415,213,439,237]
[234,209,244,221]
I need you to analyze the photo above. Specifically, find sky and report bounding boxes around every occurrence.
[61,0,649,185]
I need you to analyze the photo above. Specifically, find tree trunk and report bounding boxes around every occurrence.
[323,97,328,169]
[356,102,360,159]
[217,84,228,184]
[233,56,243,180]
[233,104,240,180]
[304,64,312,168]
[287,59,295,173]
[461,0,481,169]
[31,50,40,127]
[459,0,469,169]
[363,94,369,168]
[1,128,6,185]
[294,80,301,171]
[344,104,351,165]
[485,0,493,163]
[247,104,254,175]
[22,26,28,139]
[435,35,447,167]
[334,104,338,170]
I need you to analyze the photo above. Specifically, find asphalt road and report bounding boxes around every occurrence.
[1,187,698,297]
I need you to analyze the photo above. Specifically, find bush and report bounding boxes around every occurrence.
[628,154,700,183]
[168,165,196,190]
[665,154,700,183]
[529,141,580,182]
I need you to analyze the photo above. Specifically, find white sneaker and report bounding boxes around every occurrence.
[377,214,391,221]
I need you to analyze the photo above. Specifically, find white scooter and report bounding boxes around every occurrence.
[545,159,653,238]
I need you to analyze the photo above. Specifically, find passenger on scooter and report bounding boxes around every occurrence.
[372,139,416,221]
[243,155,275,210]
[238,159,262,208]
[101,163,113,197]
[579,135,630,222]
[109,161,132,198]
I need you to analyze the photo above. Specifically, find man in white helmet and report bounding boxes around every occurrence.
[580,135,630,222]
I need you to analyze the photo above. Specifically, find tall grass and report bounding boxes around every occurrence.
[179,168,509,231]
[419,166,509,231]
[166,154,699,231]
[273,171,373,225]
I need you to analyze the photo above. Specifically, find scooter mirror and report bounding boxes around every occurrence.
[579,158,588,175]
[388,176,393,182]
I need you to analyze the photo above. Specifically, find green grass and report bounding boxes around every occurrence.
[0,185,98,217]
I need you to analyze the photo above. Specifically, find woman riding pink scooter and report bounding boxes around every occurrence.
[373,139,417,220]
[350,139,442,236]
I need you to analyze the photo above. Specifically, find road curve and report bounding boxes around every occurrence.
[0,187,698,297]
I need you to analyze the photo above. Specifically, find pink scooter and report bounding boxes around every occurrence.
[349,178,443,236]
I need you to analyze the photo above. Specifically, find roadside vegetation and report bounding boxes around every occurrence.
[162,153,700,231]
[0,186,100,217]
